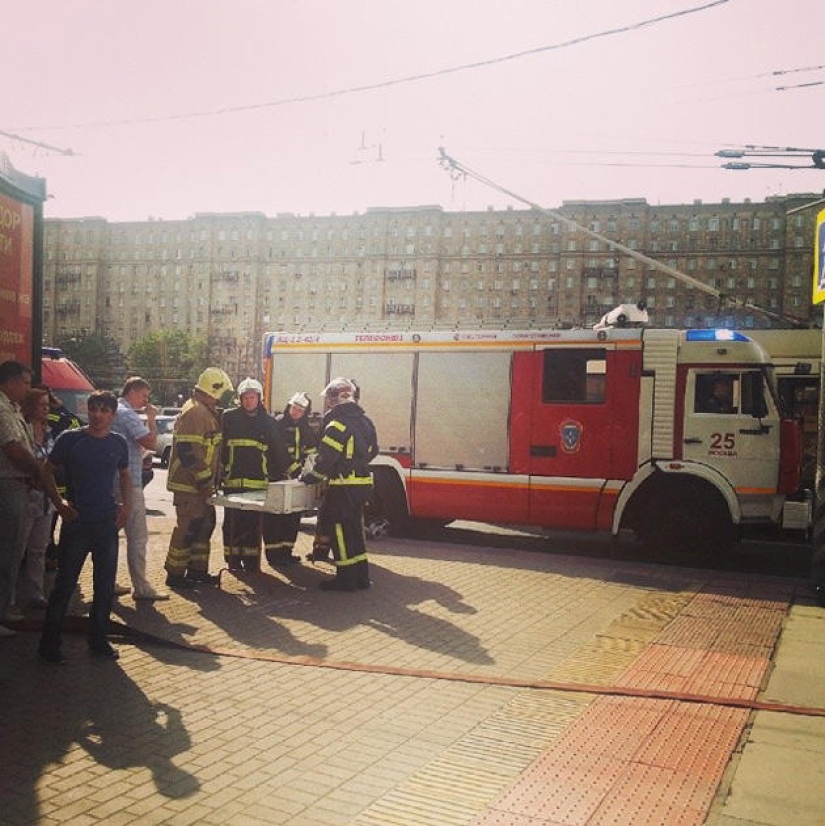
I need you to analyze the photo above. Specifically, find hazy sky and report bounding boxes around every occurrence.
[3,0,822,221]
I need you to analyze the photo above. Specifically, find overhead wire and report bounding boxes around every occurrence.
[437,146,799,326]
[9,0,730,133]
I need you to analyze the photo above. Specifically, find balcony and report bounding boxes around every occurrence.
[386,302,415,315]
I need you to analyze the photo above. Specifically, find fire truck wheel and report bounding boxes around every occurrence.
[407,517,450,538]
[368,468,410,537]
[641,487,736,559]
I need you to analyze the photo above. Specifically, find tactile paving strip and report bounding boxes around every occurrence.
[469,579,791,825]
[352,689,592,826]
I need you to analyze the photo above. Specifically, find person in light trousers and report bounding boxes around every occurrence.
[111,377,168,600]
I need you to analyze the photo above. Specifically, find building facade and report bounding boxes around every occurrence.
[42,193,820,380]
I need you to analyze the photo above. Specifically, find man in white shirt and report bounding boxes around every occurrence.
[0,361,43,635]
[111,377,168,600]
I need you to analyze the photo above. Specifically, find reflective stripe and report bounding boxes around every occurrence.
[333,522,367,567]
[227,438,264,449]
[264,541,293,553]
[224,477,268,489]
[321,433,345,453]
[328,475,373,487]
[225,438,271,485]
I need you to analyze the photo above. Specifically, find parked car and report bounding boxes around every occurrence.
[154,415,178,468]
[141,451,154,487]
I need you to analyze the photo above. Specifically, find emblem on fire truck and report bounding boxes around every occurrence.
[560,420,583,453]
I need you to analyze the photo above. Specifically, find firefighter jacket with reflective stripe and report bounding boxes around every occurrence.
[221,405,290,491]
[302,402,377,505]
[166,398,222,495]
[274,409,318,478]
[47,406,82,437]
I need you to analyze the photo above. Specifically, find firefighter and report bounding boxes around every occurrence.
[45,390,82,436]
[266,391,318,567]
[163,367,232,590]
[220,377,290,572]
[300,377,378,591]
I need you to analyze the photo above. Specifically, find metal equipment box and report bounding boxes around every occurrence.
[264,480,319,513]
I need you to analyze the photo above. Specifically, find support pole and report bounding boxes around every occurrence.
[811,321,825,604]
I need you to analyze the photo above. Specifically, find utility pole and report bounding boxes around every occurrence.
[812,208,825,604]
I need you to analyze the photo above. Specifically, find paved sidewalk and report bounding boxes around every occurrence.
[0,511,822,825]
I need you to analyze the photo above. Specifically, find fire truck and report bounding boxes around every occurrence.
[746,328,820,486]
[40,346,96,421]
[261,321,810,555]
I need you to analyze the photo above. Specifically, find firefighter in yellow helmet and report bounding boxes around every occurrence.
[163,367,232,589]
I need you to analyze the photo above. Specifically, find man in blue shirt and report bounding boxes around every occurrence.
[111,377,168,600]
[39,391,131,664]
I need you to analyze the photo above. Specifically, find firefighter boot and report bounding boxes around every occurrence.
[241,555,261,573]
[356,560,371,590]
[185,569,221,585]
[318,566,357,592]
[224,554,242,572]
[308,534,332,563]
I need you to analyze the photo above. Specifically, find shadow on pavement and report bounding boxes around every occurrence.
[252,560,493,666]
[0,637,199,826]
[114,577,330,663]
[384,521,812,579]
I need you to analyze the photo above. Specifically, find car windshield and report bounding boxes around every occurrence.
[156,418,175,433]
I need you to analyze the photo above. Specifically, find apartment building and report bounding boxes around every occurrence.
[42,194,820,379]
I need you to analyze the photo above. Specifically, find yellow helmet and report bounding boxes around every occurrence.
[195,367,233,400]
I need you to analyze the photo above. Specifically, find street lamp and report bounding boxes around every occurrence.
[716,145,825,170]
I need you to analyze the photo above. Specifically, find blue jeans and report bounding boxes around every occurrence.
[41,520,119,652]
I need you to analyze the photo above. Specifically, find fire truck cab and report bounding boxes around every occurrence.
[262,323,808,556]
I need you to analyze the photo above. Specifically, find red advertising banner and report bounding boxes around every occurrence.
[0,190,34,363]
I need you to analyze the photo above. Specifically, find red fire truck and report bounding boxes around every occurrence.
[40,346,96,421]
[262,322,810,555]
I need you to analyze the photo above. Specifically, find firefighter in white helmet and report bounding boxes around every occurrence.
[300,377,378,591]
[163,367,232,589]
[220,377,291,572]
[266,391,318,566]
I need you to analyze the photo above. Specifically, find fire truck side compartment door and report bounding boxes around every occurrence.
[328,352,414,455]
[519,346,614,530]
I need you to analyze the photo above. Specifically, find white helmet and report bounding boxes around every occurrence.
[288,391,310,409]
[322,377,356,407]
[237,377,263,398]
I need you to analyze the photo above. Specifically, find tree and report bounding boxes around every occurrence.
[56,332,124,390]
[128,330,209,405]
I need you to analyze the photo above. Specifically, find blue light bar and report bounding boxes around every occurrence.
[685,329,750,342]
